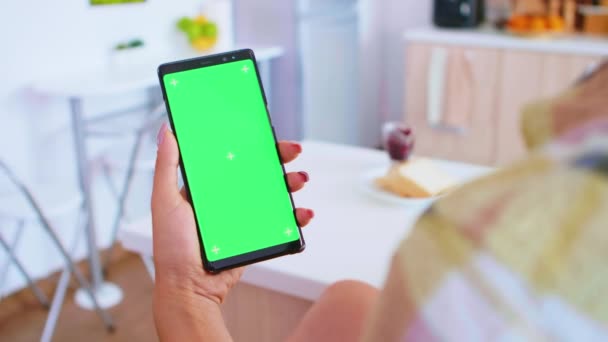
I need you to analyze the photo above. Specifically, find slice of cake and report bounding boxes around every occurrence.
[375,158,457,198]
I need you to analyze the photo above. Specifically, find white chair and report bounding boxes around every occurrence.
[86,104,167,270]
[0,161,114,337]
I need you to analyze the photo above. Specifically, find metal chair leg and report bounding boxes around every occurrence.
[41,207,86,341]
[0,234,50,308]
[41,266,71,342]
[0,219,24,300]
[37,210,115,332]
[0,161,115,331]
[101,160,120,199]
[103,105,167,272]
[103,130,144,271]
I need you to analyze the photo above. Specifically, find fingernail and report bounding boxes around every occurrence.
[307,209,315,218]
[292,142,302,153]
[157,123,168,147]
[298,171,309,182]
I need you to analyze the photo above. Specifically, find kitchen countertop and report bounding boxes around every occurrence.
[404,27,608,56]
[119,141,491,301]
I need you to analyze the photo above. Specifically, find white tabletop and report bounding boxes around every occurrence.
[33,46,284,98]
[404,27,608,57]
[119,141,492,300]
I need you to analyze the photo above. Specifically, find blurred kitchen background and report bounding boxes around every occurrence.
[0,0,607,340]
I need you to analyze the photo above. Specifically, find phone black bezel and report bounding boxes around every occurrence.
[157,49,305,273]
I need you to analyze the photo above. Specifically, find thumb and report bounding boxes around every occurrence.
[152,123,182,216]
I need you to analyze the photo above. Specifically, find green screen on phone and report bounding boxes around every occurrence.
[163,59,300,262]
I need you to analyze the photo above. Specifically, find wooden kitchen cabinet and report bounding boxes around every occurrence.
[494,51,545,164]
[495,52,602,165]
[539,54,601,98]
[404,43,501,165]
[404,34,604,166]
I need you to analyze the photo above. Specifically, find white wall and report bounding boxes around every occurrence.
[233,0,301,140]
[378,0,433,124]
[234,0,432,147]
[0,0,232,295]
[357,0,383,147]
[350,0,434,147]
[0,0,231,180]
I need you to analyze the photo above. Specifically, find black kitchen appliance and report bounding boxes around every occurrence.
[434,0,485,28]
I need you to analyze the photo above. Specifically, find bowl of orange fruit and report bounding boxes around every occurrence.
[506,14,566,37]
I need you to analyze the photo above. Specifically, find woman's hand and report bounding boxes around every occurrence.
[151,123,314,340]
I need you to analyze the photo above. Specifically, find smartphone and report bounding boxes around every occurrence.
[158,49,305,273]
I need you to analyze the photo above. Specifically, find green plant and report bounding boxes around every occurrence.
[114,38,145,51]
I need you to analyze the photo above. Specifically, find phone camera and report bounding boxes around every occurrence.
[222,57,228,62]
[232,56,236,60]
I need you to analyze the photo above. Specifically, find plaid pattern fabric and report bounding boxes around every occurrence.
[397,139,608,341]
[522,61,608,150]
[362,61,608,342]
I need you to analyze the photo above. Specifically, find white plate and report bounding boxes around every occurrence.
[358,167,438,206]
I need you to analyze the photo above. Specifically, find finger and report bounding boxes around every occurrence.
[287,171,309,192]
[278,141,302,164]
[296,208,315,228]
[152,123,182,215]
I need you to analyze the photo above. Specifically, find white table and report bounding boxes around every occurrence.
[120,141,491,301]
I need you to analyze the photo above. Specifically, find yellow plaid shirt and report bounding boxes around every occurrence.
[363,62,608,341]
